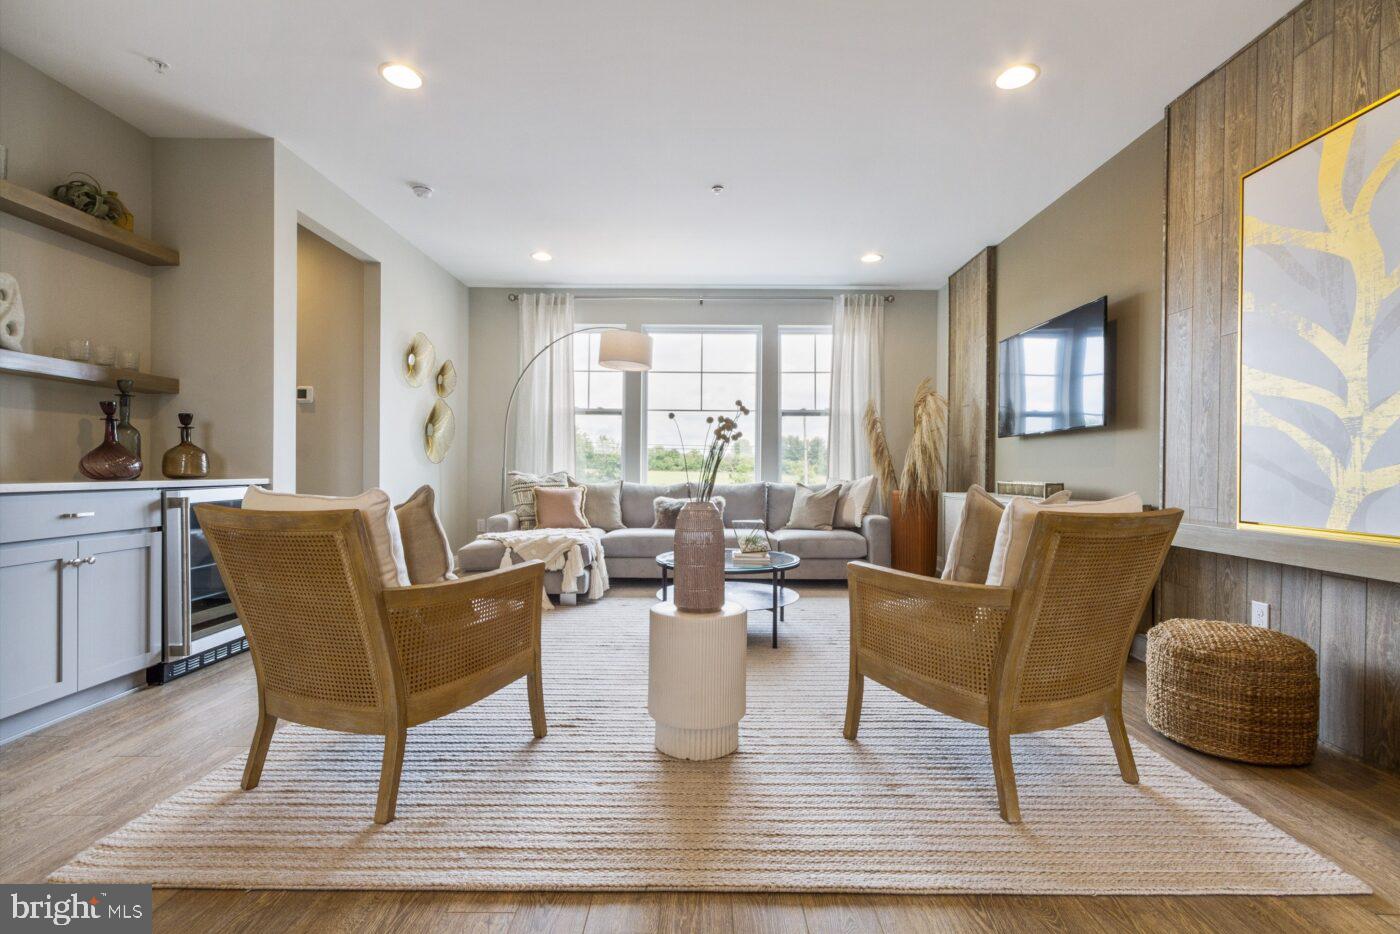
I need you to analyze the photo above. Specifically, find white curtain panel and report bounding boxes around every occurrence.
[828,293,884,482]
[514,293,576,476]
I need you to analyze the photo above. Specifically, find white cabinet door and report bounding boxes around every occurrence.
[0,539,79,717]
[77,530,162,689]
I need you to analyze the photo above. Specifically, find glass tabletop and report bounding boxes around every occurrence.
[656,549,800,573]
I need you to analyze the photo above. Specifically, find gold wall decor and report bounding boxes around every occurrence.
[436,360,457,398]
[1239,89,1399,541]
[404,332,436,387]
[425,399,455,463]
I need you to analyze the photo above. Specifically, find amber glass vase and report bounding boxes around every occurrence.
[161,412,209,479]
[80,401,142,480]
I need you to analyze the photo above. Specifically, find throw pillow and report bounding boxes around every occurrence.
[652,496,727,529]
[985,492,1144,588]
[535,485,589,529]
[941,486,1070,582]
[833,475,877,529]
[507,470,575,530]
[786,484,841,530]
[583,481,624,531]
[394,485,457,584]
[242,486,411,588]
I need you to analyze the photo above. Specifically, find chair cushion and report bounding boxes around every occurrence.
[535,486,589,529]
[985,492,1144,587]
[582,481,624,531]
[243,486,410,587]
[394,485,457,584]
[712,482,767,527]
[621,482,690,527]
[772,529,867,560]
[602,527,677,557]
[786,484,841,530]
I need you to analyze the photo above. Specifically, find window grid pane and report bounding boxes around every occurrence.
[576,330,625,481]
[645,329,758,483]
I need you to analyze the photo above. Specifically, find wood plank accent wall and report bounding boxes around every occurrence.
[1161,0,1400,773]
[946,247,996,492]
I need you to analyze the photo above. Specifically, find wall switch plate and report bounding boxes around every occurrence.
[476,518,486,533]
[1250,600,1271,628]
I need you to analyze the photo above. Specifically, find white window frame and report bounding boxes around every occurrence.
[640,324,763,483]
[574,326,625,482]
[778,325,832,485]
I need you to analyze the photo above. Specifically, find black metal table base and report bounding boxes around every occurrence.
[657,566,795,647]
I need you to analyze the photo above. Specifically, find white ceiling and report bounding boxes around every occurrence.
[0,0,1289,288]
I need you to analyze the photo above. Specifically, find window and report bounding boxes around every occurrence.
[780,328,832,485]
[1018,334,1062,435]
[644,329,758,483]
[573,330,624,482]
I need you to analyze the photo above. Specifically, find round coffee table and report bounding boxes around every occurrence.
[656,549,800,647]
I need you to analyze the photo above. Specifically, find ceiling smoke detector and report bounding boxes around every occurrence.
[409,183,434,199]
[711,184,725,195]
[147,57,170,75]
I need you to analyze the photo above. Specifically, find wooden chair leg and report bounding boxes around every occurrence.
[989,727,1021,823]
[374,728,407,824]
[528,655,548,739]
[241,710,276,790]
[843,669,864,740]
[1105,705,1139,784]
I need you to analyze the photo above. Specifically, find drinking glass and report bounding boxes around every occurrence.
[94,344,116,366]
[118,349,140,371]
[66,338,91,362]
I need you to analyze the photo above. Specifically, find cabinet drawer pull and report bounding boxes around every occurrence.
[60,556,98,568]
[83,555,97,565]
[59,512,96,519]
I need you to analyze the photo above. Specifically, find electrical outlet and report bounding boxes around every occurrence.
[476,518,486,533]
[1250,600,1271,628]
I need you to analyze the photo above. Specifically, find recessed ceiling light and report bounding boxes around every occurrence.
[860,252,883,264]
[531,250,552,262]
[379,62,423,90]
[996,64,1040,90]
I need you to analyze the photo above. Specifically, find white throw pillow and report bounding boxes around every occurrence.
[242,486,411,588]
[942,486,1070,582]
[984,492,1144,588]
[832,476,877,530]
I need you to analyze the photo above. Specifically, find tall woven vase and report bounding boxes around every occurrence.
[673,500,725,613]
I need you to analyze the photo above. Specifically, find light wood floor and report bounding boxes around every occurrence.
[3,599,1398,933]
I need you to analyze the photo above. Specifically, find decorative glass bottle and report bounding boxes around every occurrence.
[114,378,141,460]
[161,412,209,479]
[80,401,142,480]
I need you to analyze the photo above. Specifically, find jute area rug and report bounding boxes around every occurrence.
[54,594,1365,894]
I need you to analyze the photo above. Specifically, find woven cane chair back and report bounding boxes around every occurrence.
[1003,509,1181,711]
[196,505,393,716]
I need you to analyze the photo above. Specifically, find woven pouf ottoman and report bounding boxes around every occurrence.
[1146,618,1318,765]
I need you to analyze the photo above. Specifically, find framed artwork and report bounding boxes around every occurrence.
[1239,89,1400,542]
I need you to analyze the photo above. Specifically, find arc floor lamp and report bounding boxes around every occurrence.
[501,327,653,511]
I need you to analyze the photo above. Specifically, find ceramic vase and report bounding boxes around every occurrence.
[80,401,141,480]
[673,500,725,613]
[890,489,939,576]
[161,412,209,479]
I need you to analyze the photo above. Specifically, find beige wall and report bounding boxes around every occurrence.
[994,121,1164,503]
[0,50,157,480]
[464,288,942,527]
[296,227,365,496]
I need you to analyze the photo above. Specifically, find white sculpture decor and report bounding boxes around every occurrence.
[0,273,24,352]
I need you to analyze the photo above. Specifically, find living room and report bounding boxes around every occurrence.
[1,1,1398,931]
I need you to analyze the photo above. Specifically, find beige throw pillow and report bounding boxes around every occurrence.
[786,484,841,531]
[394,485,457,584]
[833,475,877,530]
[984,492,1145,588]
[941,486,1070,582]
[583,481,624,531]
[534,486,589,529]
[507,470,575,530]
[243,486,410,588]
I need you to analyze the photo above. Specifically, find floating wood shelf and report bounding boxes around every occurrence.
[0,349,179,394]
[0,179,179,267]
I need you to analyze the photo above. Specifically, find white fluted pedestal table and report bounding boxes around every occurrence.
[647,600,747,760]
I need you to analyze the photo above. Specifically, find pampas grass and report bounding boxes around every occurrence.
[865,378,947,507]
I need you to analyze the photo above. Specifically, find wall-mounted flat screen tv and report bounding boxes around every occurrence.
[997,296,1108,438]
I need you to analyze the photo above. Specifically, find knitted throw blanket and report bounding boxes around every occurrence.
[478,528,609,603]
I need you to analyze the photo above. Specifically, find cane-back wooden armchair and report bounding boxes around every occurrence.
[196,504,547,824]
[845,508,1182,822]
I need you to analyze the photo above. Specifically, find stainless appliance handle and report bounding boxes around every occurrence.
[172,496,192,657]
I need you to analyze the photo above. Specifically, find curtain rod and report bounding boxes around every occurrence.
[507,293,895,303]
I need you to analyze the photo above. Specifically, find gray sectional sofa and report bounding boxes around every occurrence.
[456,481,891,597]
